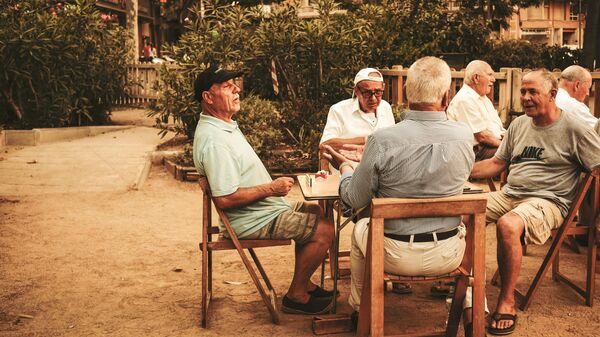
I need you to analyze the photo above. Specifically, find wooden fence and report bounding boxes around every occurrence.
[118,64,600,127]
[380,66,600,126]
[114,63,179,106]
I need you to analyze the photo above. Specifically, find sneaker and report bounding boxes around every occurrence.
[282,295,333,315]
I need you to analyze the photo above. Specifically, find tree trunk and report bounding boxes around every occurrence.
[583,1,600,69]
[2,87,23,120]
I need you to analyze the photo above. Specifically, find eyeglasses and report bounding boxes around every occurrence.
[357,87,384,98]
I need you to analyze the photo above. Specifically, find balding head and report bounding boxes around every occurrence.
[464,60,495,96]
[559,65,592,102]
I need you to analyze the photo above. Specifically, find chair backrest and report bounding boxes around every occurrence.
[369,194,488,273]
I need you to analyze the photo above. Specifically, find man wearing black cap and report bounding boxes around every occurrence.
[192,65,335,315]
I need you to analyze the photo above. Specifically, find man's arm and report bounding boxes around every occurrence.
[213,177,294,210]
[470,156,507,179]
[320,136,366,152]
[474,130,502,147]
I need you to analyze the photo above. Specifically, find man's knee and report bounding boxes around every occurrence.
[496,213,524,242]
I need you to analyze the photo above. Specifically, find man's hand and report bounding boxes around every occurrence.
[270,177,294,196]
[321,145,351,170]
[339,144,365,163]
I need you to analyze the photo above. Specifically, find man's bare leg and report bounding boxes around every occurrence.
[492,212,525,330]
[286,204,335,303]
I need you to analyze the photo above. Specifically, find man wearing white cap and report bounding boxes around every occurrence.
[319,68,395,170]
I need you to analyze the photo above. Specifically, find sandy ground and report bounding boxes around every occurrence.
[1,110,599,336]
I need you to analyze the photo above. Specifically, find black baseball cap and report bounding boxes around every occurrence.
[194,64,243,102]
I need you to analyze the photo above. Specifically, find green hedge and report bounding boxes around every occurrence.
[0,0,130,129]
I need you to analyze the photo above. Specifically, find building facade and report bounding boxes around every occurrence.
[500,0,585,48]
[95,0,164,62]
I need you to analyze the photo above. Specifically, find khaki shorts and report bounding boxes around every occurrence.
[486,191,564,245]
[243,201,320,245]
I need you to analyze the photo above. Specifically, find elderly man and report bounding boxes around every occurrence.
[192,65,335,315]
[471,69,600,335]
[557,65,597,128]
[323,56,475,323]
[447,60,506,160]
[319,68,395,170]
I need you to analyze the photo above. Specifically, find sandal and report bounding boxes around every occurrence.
[391,282,412,295]
[488,312,517,335]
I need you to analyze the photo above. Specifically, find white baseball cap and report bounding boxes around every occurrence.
[353,68,384,86]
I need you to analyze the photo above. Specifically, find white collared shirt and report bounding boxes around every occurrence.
[320,98,395,143]
[446,85,506,145]
[556,88,597,128]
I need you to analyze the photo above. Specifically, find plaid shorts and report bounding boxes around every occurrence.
[243,201,320,245]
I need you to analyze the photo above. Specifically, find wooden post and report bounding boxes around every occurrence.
[392,65,403,106]
[511,68,523,115]
[498,68,512,126]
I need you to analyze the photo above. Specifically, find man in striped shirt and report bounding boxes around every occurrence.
[323,56,475,326]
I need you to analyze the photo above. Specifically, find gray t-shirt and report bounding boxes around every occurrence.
[496,111,600,216]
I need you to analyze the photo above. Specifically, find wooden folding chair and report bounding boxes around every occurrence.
[519,168,599,310]
[492,168,599,311]
[356,194,488,337]
[198,177,292,327]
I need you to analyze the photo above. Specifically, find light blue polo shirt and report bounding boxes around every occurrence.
[193,113,291,238]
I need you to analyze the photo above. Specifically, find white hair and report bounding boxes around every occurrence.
[405,56,451,104]
[464,60,491,85]
[560,65,591,83]
[524,69,558,94]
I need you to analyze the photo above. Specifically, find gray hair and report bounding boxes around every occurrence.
[464,60,491,85]
[525,69,558,94]
[405,56,451,104]
[560,65,591,82]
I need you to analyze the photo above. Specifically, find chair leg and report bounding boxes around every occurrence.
[201,244,211,328]
[248,248,281,323]
[446,276,467,337]
[585,229,596,306]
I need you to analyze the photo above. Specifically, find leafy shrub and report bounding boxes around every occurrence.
[0,0,130,129]
[150,0,498,171]
[540,46,584,70]
[237,94,284,155]
[484,40,582,70]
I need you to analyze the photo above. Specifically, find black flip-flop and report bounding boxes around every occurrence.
[488,312,517,335]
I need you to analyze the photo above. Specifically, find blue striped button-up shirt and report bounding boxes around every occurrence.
[339,110,475,235]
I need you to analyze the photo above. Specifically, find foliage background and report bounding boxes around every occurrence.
[0,0,130,129]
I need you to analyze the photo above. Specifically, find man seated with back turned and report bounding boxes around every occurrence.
[319,68,395,171]
[470,69,600,335]
[556,65,597,128]
[447,60,506,160]
[322,56,475,325]
[192,65,335,315]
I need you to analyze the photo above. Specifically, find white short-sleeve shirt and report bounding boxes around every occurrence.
[320,98,395,144]
[446,85,506,145]
[556,88,597,128]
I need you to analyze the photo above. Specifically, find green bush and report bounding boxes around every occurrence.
[150,0,497,171]
[0,0,130,129]
[237,94,284,155]
[484,40,582,70]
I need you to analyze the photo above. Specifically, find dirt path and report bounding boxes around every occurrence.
[0,111,599,336]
